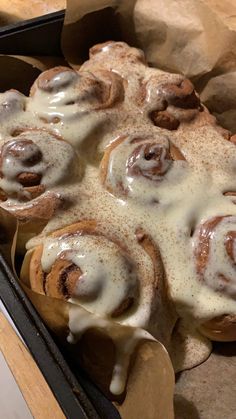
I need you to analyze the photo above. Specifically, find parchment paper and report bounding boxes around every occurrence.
[175,342,236,419]
[0,208,17,264]
[0,0,65,26]
[20,271,175,419]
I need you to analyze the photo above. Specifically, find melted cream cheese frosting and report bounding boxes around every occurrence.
[1,41,236,394]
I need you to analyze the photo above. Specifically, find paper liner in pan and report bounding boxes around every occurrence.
[0,207,18,265]
[62,0,236,132]
[19,263,175,419]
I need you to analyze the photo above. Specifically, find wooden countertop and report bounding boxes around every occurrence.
[0,311,65,419]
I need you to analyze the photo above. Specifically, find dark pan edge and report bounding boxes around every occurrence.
[0,254,99,419]
[0,10,66,35]
[0,10,65,56]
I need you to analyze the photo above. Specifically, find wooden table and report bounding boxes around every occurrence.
[0,304,65,419]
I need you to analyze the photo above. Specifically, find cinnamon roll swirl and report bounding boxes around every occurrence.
[192,215,236,341]
[21,220,177,345]
[100,132,186,202]
[0,128,80,220]
[29,66,124,125]
[22,220,139,319]
[141,75,201,130]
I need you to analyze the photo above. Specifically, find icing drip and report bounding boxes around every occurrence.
[68,304,154,395]
[41,233,139,317]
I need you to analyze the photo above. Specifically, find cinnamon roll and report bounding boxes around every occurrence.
[141,75,201,130]
[0,128,81,220]
[0,90,26,117]
[29,66,124,126]
[192,215,236,341]
[100,131,186,202]
[85,41,146,67]
[0,90,27,137]
[21,219,177,397]
[21,220,176,344]
[22,220,139,319]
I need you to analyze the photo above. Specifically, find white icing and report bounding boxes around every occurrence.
[0,130,78,200]
[41,233,138,317]
[68,303,154,395]
[28,70,123,147]
[0,90,25,117]
[105,132,188,203]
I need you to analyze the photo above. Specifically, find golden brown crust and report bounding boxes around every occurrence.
[199,315,236,342]
[150,110,180,130]
[139,75,202,130]
[193,216,236,341]
[100,136,126,190]
[229,134,236,145]
[194,216,223,275]
[194,216,235,281]
[92,70,125,109]
[135,228,171,300]
[3,192,63,221]
[29,244,45,294]
[162,79,200,109]
[45,259,82,300]
[0,188,7,201]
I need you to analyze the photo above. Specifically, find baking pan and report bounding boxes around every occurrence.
[0,13,120,419]
[0,10,65,56]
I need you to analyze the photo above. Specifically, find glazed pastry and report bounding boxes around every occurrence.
[139,75,201,130]
[100,131,185,201]
[21,220,177,344]
[23,220,139,318]
[0,128,81,220]
[21,219,177,395]
[0,90,28,138]
[30,66,124,110]
[28,66,125,148]
[192,215,236,341]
